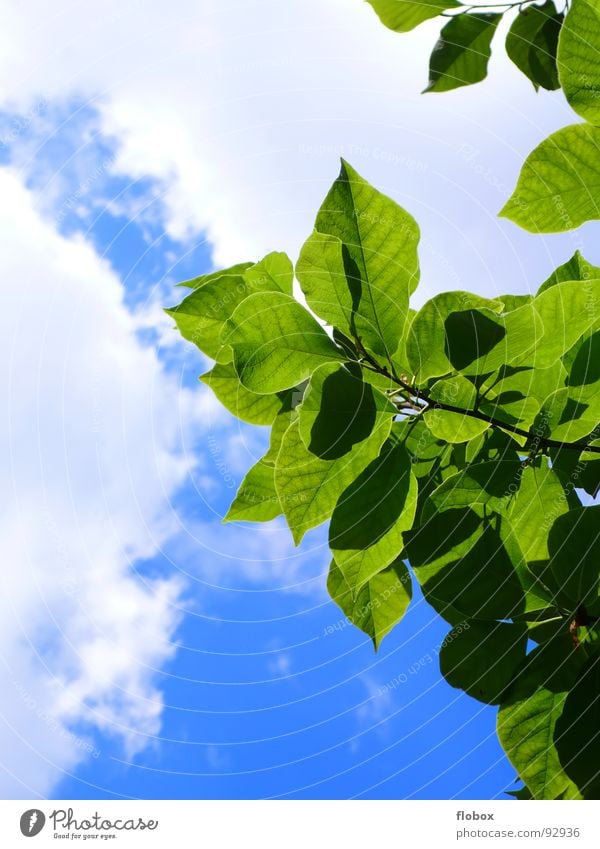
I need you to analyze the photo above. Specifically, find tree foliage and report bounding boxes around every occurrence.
[366,0,600,233]
[169,161,600,799]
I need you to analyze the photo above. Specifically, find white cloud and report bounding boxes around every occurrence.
[0,0,591,292]
[0,0,596,798]
[0,168,224,797]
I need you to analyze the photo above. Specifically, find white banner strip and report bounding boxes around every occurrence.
[0,800,598,847]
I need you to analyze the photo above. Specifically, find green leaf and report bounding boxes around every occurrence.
[327,558,412,649]
[298,363,396,460]
[532,279,600,368]
[329,440,418,592]
[567,328,600,392]
[443,301,543,376]
[533,387,597,443]
[177,262,254,290]
[554,655,600,799]
[406,290,504,380]
[242,252,294,295]
[425,458,523,518]
[479,363,567,414]
[550,441,600,498]
[508,459,572,566]
[404,508,526,622]
[549,506,600,610]
[425,13,502,93]
[505,785,533,800]
[498,637,584,799]
[200,363,283,425]
[167,254,294,360]
[296,160,420,359]
[558,0,600,123]
[440,620,528,704]
[506,2,562,91]
[538,250,600,294]
[166,270,252,362]
[496,293,532,311]
[366,0,459,34]
[425,375,490,443]
[500,123,600,233]
[224,291,345,394]
[275,419,391,544]
[224,458,282,523]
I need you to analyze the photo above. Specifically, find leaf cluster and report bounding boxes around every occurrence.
[168,161,600,799]
[367,0,600,234]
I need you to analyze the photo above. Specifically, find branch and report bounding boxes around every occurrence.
[356,342,600,456]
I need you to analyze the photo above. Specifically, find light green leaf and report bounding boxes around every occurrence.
[508,459,573,566]
[275,419,391,544]
[243,251,294,295]
[329,440,418,592]
[496,293,532,311]
[200,363,283,425]
[327,558,412,649]
[425,13,502,93]
[538,250,600,293]
[424,375,490,443]
[498,637,584,799]
[558,0,600,123]
[177,262,254,290]
[506,2,562,91]
[440,620,528,704]
[224,291,345,394]
[166,270,252,362]
[167,254,294,360]
[500,123,600,233]
[406,290,503,380]
[299,363,396,459]
[532,279,600,368]
[365,0,458,34]
[480,362,567,413]
[533,387,597,443]
[224,459,282,523]
[296,159,420,359]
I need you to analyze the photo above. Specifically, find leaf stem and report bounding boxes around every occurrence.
[357,345,600,455]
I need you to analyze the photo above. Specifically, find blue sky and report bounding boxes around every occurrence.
[0,0,597,801]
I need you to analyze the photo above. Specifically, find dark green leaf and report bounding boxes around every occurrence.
[425,13,502,93]
[298,363,396,460]
[554,655,600,799]
[406,290,503,380]
[405,508,526,622]
[506,2,562,91]
[275,419,391,544]
[329,440,418,592]
[498,637,584,799]
[549,506,600,610]
[440,620,528,704]
[558,0,600,123]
